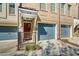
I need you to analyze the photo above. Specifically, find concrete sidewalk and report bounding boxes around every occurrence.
[0,40,17,56]
[69,37,79,45]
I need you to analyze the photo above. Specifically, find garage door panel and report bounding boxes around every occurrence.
[0,32,18,40]
[0,26,18,40]
[0,26,17,32]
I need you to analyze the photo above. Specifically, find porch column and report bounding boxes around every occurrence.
[32,16,37,44]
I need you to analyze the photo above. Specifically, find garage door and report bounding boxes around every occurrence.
[38,23,55,40]
[61,25,70,38]
[0,26,18,40]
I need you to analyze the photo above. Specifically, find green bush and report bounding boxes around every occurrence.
[61,39,68,43]
[25,44,41,51]
[35,44,42,49]
[25,44,32,51]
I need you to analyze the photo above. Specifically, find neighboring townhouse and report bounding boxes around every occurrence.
[0,3,18,41]
[74,19,79,36]
[74,4,79,37]
[18,3,78,44]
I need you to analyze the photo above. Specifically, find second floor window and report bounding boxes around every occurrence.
[0,3,2,12]
[51,3,55,12]
[68,4,71,16]
[61,3,65,14]
[9,3,15,15]
[40,3,47,11]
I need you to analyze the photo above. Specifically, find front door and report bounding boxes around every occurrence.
[23,23,31,42]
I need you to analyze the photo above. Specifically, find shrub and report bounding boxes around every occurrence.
[61,39,68,43]
[25,44,42,51]
[35,44,42,50]
[25,44,32,51]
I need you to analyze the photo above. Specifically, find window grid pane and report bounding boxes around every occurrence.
[51,3,55,12]
[0,3,2,12]
[61,3,65,14]
[40,3,46,11]
[68,5,71,16]
[9,3,15,15]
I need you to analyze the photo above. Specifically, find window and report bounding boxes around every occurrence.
[9,3,15,15]
[61,3,65,14]
[68,4,71,16]
[0,3,2,12]
[40,3,47,11]
[51,3,55,12]
[61,25,70,38]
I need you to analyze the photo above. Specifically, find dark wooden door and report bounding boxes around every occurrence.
[23,23,31,41]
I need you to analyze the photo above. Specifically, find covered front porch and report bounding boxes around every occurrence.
[18,8,38,45]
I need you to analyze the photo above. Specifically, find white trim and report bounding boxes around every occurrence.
[0,39,17,42]
[55,24,57,39]
[70,25,72,38]
[46,3,48,11]
[19,8,37,19]
[19,8,37,13]
[21,13,37,19]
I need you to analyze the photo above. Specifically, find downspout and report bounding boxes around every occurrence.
[58,3,61,40]
[17,3,22,50]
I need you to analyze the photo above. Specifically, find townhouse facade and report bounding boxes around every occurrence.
[74,18,79,36]
[0,3,78,44]
[0,3,18,41]
[18,3,79,44]
[74,4,79,36]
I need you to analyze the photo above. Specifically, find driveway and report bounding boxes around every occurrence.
[0,40,17,56]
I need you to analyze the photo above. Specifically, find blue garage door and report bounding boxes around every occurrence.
[61,25,70,38]
[0,26,18,40]
[38,23,55,40]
